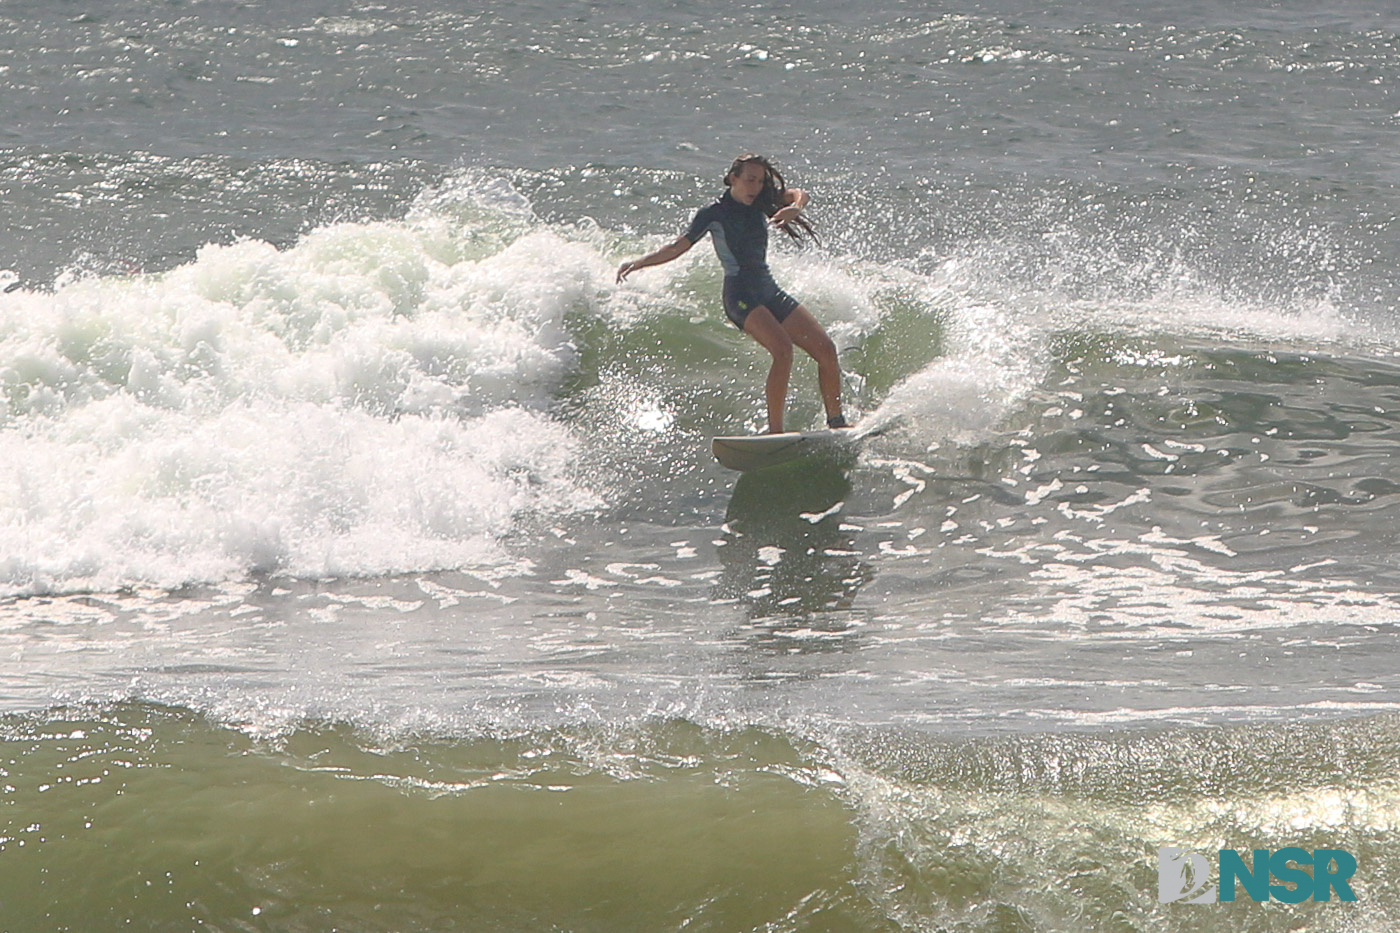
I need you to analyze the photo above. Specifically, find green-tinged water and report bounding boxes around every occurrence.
[3,704,1396,933]
[1,705,869,933]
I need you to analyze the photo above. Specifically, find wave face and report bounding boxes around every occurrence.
[4,166,1397,600]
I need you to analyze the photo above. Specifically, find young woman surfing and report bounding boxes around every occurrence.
[615,154,848,434]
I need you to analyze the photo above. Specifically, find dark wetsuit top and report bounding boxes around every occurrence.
[684,191,800,329]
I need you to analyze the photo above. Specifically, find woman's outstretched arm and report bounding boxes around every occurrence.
[616,235,693,282]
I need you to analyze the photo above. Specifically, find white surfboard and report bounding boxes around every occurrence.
[711,429,861,472]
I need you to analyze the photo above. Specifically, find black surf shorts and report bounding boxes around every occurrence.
[722,276,801,331]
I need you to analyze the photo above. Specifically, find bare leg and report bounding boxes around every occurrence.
[781,305,844,425]
[741,306,794,433]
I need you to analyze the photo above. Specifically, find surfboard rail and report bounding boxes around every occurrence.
[711,429,858,472]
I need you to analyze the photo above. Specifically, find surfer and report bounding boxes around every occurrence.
[616,154,848,434]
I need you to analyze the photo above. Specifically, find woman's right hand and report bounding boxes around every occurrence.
[616,237,690,283]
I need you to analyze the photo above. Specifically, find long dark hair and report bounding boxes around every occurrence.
[725,154,818,244]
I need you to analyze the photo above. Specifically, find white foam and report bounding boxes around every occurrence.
[1,190,609,596]
[869,292,1041,444]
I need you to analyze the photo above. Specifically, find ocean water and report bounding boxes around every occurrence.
[3,1,1400,930]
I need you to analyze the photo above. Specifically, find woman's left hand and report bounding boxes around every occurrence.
[770,205,801,228]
